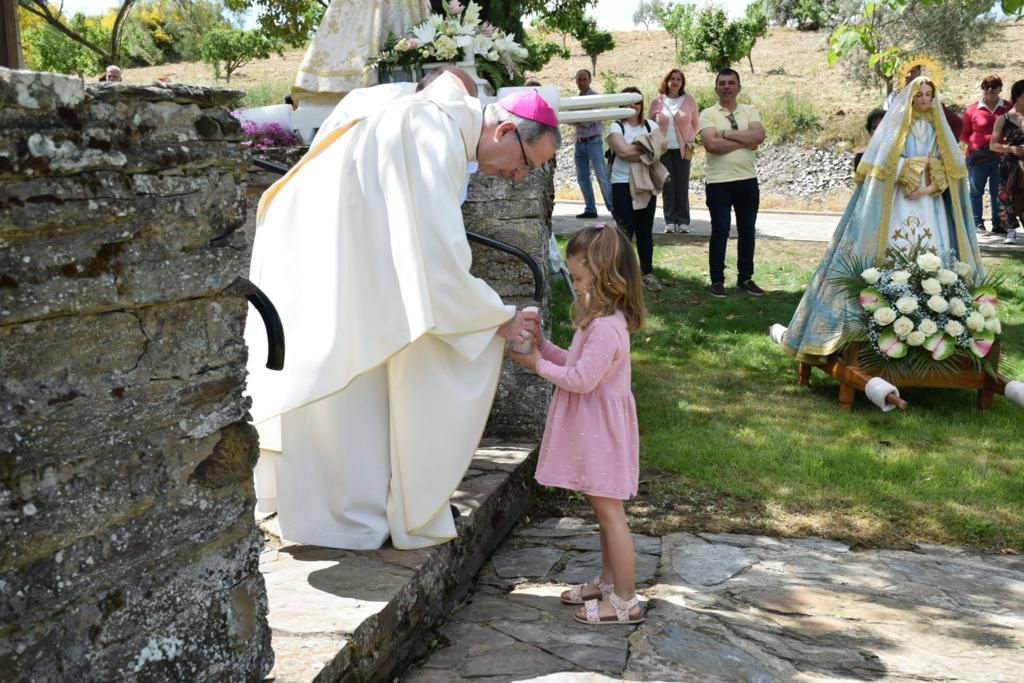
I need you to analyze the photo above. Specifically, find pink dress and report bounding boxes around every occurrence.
[533,311,640,499]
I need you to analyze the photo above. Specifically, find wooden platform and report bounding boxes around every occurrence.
[799,343,1008,411]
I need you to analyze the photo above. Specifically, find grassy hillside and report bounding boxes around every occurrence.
[124,23,1024,147]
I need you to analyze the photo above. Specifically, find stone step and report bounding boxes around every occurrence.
[257,440,537,682]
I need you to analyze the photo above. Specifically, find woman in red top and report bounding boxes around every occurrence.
[960,74,1012,234]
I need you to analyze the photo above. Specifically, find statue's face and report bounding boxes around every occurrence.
[912,83,934,112]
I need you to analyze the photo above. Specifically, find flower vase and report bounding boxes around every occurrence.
[378,66,421,84]
[456,44,493,97]
[421,46,493,97]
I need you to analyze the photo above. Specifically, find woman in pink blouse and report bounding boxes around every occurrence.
[650,68,699,233]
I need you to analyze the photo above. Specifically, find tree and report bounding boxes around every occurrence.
[656,2,695,56]
[573,16,614,75]
[518,31,570,74]
[222,0,326,48]
[633,0,665,29]
[763,0,841,30]
[828,0,1004,93]
[22,15,104,75]
[532,1,590,48]
[673,4,766,73]
[199,27,281,81]
[137,0,233,63]
[18,0,138,65]
[737,0,769,73]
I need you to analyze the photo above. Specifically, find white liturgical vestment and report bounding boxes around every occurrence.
[245,73,514,549]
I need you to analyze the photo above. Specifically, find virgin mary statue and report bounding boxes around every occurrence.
[293,0,432,104]
[779,76,984,364]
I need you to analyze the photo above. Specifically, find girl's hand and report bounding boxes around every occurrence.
[507,344,542,370]
[655,111,668,127]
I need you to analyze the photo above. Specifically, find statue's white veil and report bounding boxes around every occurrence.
[855,76,967,185]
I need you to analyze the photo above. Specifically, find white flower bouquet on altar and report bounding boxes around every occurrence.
[832,242,1007,377]
[370,1,528,89]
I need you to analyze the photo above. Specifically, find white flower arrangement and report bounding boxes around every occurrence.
[843,247,1003,369]
[371,1,528,89]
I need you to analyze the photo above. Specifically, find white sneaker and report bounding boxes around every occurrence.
[1004,229,1017,245]
[678,223,691,233]
[664,223,675,233]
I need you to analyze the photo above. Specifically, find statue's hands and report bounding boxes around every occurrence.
[906,184,936,200]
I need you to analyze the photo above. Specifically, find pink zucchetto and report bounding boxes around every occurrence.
[497,91,559,128]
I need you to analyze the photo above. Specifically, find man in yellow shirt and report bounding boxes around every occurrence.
[698,68,766,298]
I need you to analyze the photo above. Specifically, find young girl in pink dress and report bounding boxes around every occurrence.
[509,225,646,625]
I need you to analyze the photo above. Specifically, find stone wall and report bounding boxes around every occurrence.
[0,69,272,681]
[465,167,555,440]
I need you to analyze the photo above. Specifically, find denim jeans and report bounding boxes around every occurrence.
[706,178,759,284]
[574,137,614,214]
[612,183,656,275]
[968,158,1002,230]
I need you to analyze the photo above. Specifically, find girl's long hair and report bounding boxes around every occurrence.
[566,226,645,332]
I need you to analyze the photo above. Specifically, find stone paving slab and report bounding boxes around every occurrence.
[257,440,537,682]
[403,518,1024,682]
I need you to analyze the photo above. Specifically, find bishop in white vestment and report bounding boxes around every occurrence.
[245,74,560,549]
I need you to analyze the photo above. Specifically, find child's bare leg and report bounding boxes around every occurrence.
[599,524,613,584]
[582,495,641,620]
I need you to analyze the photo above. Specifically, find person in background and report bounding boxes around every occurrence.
[698,68,766,298]
[103,65,122,83]
[853,107,886,172]
[989,79,1024,245]
[962,74,1012,235]
[573,69,614,219]
[508,225,647,626]
[650,68,699,234]
[606,86,668,291]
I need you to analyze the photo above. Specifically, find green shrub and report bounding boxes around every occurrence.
[240,81,291,108]
[759,91,821,143]
[599,70,619,94]
[688,85,717,112]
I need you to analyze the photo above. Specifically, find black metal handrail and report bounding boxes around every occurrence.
[232,277,285,371]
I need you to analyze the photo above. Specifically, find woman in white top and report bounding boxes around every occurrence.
[607,86,662,290]
[650,68,700,233]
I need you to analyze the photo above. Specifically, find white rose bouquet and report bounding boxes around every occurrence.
[371,1,528,89]
[833,242,1006,375]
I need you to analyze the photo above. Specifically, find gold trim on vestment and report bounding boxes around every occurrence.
[256,119,362,224]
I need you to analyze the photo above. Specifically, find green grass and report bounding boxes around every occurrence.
[239,78,294,108]
[545,236,1024,551]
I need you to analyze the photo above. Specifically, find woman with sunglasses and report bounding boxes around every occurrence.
[650,68,699,234]
[962,75,1013,235]
[606,87,668,290]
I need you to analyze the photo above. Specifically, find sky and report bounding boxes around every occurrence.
[53,0,756,30]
